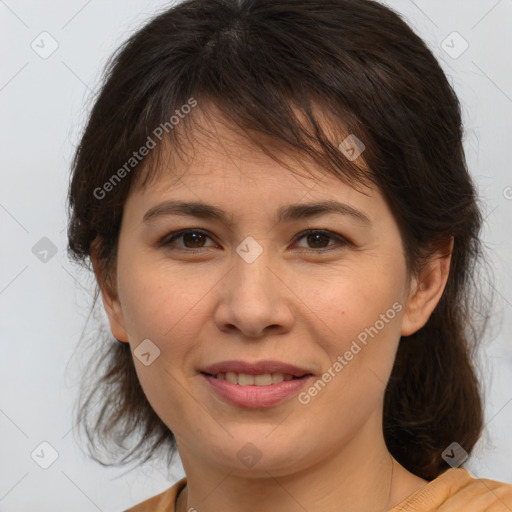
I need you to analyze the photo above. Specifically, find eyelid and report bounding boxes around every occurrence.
[158,228,350,252]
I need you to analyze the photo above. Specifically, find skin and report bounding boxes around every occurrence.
[92,106,511,512]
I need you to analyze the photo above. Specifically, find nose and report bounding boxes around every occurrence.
[213,247,295,339]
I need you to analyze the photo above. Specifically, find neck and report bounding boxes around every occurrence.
[174,416,426,512]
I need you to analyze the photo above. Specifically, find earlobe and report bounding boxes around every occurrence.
[90,252,129,343]
[400,238,453,337]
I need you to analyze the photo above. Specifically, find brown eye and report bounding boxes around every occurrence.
[160,229,216,250]
[305,232,331,249]
[181,231,207,248]
[159,228,348,253]
[295,230,348,251]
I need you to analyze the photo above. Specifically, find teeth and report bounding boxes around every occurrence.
[214,372,297,385]
[255,374,272,386]
[238,373,254,385]
[225,372,238,384]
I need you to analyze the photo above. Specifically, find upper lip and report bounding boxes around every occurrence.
[200,360,313,377]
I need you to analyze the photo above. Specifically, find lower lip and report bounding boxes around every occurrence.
[201,373,313,408]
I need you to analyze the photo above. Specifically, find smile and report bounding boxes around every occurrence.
[205,371,301,385]
[201,372,313,408]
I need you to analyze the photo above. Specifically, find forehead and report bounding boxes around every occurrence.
[133,102,371,199]
[118,104,402,245]
[119,101,396,233]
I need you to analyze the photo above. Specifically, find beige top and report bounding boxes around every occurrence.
[125,477,187,512]
[124,471,472,511]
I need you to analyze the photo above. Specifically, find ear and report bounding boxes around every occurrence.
[400,237,454,337]
[90,246,129,343]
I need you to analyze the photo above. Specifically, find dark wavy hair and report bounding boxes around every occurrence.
[66,0,490,481]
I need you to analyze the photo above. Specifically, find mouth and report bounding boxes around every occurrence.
[198,360,315,408]
[200,371,310,386]
[199,359,314,383]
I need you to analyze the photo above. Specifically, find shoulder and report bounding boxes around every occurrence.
[390,468,512,511]
[124,477,187,512]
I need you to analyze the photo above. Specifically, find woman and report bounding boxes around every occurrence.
[66,0,512,510]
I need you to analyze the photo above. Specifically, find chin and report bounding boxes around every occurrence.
[205,436,313,477]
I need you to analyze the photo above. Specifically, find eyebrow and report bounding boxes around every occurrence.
[142,199,371,225]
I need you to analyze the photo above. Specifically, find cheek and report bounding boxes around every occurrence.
[312,264,405,339]
[116,261,206,435]
[306,268,405,398]
[117,253,210,343]
[297,291,403,428]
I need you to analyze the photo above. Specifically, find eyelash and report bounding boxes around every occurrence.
[158,228,349,254]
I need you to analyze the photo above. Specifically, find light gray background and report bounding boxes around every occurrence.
[1,1,511,510]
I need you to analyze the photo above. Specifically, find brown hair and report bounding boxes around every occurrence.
[67,0,489,480]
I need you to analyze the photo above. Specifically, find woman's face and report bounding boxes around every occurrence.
[98,109,435,477]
